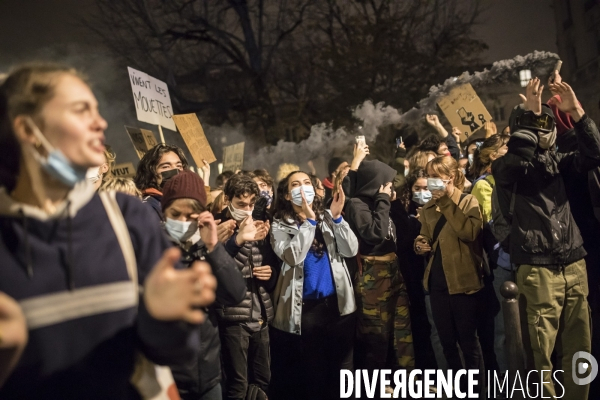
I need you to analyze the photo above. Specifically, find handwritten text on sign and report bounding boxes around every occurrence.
[127,67,176,131]
[223,142,245,173]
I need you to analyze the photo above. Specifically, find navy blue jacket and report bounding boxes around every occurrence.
[0,186,198,399]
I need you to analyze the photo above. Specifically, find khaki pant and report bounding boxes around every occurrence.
[517,259,591,400]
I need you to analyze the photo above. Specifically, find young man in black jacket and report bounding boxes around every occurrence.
[492,78,600,399]
[215,173,280,400]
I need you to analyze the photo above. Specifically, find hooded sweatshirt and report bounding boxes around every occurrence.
[345,160,398,256]
[0,183,198,399]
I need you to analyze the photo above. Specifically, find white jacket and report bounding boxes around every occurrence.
[270,211,358,334]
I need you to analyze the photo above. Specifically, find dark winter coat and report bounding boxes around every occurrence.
[168,239,246,396]
[492,114,600,266]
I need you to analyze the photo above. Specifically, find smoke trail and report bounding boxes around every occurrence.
[247,51,560,176]
[398,50,560,127]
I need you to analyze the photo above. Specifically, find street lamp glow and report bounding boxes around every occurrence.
[519,69,532,87]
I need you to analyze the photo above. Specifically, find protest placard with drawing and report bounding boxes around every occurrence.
[437,83,493,143]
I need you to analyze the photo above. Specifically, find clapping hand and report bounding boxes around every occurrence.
[235,216,257,246]
[254,220,270,241]
[330,184,345,220]
[144,248,217,324]
[216,219,236,243]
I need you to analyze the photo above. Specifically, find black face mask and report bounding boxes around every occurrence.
[159,169,180,188]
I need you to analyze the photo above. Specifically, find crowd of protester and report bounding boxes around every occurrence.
[1,62,600,400]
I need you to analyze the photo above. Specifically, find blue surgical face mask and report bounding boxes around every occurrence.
[427,178,447,192]
[404,168,410,177]
[27,117,88,188]
[290,185,315,206]
[412,190,432,205]
[468,153,474,166]
[165,218,198,243]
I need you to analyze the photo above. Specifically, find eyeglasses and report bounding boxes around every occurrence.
[515,111,555,133]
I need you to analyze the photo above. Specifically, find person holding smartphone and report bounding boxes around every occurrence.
[345,159,415,380]
[414,156,485,395]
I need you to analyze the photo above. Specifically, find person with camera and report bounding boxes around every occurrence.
[345,159,414,382]
[268,170,358,400]
[214,173,280,400]
[492,77,600,398]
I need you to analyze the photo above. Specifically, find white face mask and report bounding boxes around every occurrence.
[427,178,447,192]
[228,204,253,222]
[86,167,102,183]
[165,218,198,243]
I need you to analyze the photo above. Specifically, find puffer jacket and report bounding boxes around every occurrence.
[216,211,280,324]
[492,114,600,266]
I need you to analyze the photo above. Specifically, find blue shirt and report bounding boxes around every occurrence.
[302,217,342,299]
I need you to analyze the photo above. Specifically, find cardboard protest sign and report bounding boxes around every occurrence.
[172,114,217,166]
[111,162,136,178]
[125,126,159,160]
[436,83,493,143]
[223,142,245,173]
[127,67,176,131]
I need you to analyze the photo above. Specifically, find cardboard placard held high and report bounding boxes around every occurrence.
[437,83,493,143]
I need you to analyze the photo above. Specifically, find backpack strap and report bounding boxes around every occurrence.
[99,191,139,294]
[431,214,447,245]
[432,192,468,244]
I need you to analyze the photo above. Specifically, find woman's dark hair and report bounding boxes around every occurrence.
[134,144,189,191]
[400,168,427,210]
[253,169,274,188]
[308,174,323,192]
[418,134,445,154]
[223,173,259,201]
[0,63,86,191]
[471,134,510,178]
[237,170,256,178]
[272,171,327,257]
[216,171,234,188]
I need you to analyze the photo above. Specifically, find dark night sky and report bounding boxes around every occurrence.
[0,0,557,64]
[0,0,558,169]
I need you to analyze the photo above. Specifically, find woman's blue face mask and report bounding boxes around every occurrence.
[290,185,315,206]
[412,190,432,205]
[26,117,88,187]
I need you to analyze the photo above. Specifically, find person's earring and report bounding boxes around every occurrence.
[34,139,42,148]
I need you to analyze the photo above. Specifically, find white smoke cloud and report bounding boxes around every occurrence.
[246,50,560,177]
